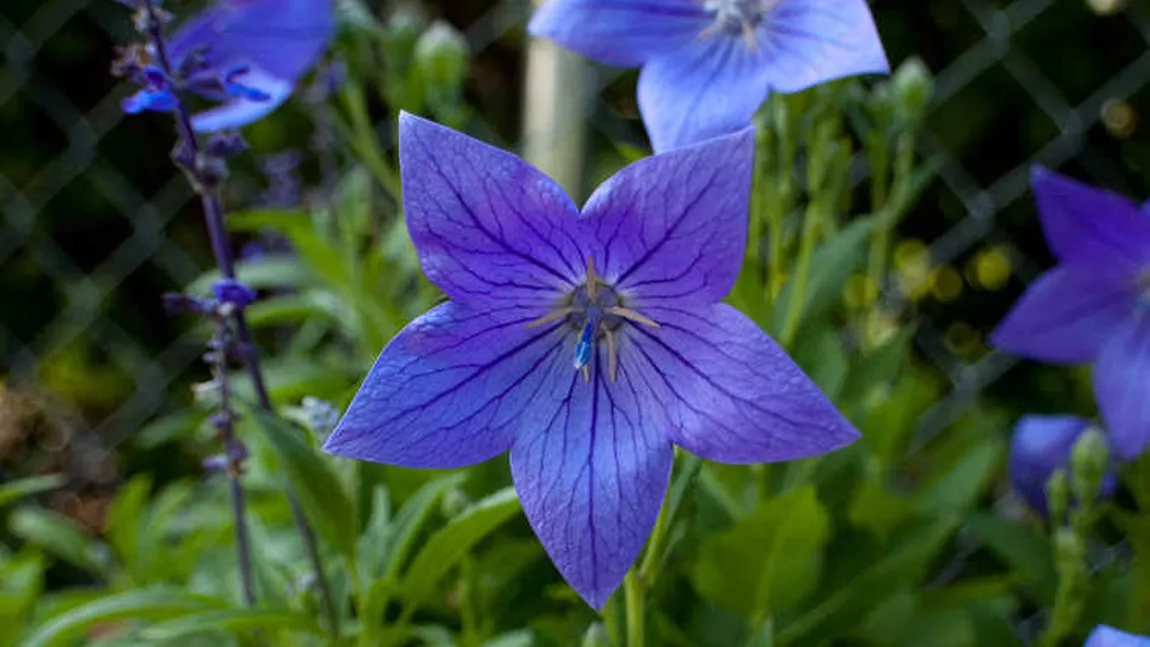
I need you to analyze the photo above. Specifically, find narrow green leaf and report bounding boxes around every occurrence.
[8,508,112,576]
[841,324,917,408]
[0,475,65,508]
[401,487,521,602]
[771,215,875,333]
[382,473,466,580]
[915,439,1004,514]
[139,609,323,641]
[791,324,849,401]
[966,512,1056,606]
[106,475,151,581]
[247,408,357,562]
[22,589,224,647]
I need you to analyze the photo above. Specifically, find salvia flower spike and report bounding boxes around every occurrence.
[528,0,889,152]
[323,113,859,608]
[992,167,1150,461]
[122,0,335,132]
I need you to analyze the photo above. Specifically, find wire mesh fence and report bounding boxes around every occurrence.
[2,0,1149,466]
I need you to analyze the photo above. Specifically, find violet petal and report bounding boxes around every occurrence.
[1032,166,1150,269]
[528,0,706,67]
[580,128,754,306]
[510,352,674,610]
[400,112,585,307]
[624,303,859,463]
[1009,414,1116,515]
[990,266,1138,364]
[1093,311,1150,461]
[190,65,293,132]
[758,0,889,94]
[324,302,568,468]
[1084,626,1150,647]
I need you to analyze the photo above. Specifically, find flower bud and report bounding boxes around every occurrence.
[1045,469,1070,526]
[414,21,469,99]
[891,57,933,129]
[580,622,612,647]
[1009,415,1117,516]
[1070,426,1111,506]
[440,487,470,519]
[212,279,258,309]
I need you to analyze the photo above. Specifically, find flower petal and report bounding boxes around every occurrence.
[510,352,674,609]
[324,302,568,468]
[580,128,754,306]
[637,37,771,152]
[1094,311,1150,461]
[990,266,1137,364]
[528,0,707,67]
[621,303,858,463]
[190,65,292,132]
[758,0,889,94]
[1084,626,1150,647]
[1032,166,1150,269]
[399,113,586,308]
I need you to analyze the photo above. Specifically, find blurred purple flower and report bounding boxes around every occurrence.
[528,0,888,152]
[991,167,1150,461]
[213,278,258,308]
[1009,415,1116,515]
[123,0,335,132]
[323,113,859,608]
[1084,626,1150,647]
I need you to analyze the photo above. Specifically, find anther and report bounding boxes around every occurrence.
[526,306,573,329]
[607,306,661,329]
[606,328,618,383]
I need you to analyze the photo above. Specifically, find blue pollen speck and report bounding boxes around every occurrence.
[573,318,595,369]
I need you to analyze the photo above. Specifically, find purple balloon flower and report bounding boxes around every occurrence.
[324,113,859,608]
[528,0,889,152]
[991,167,1150,461]
[1009,415,1116,515]
[124,0,334,132]
[1084,626,1150,647]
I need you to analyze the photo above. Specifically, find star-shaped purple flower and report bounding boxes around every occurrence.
[1009,415,1116,515]
[528,0,889,152]
[324,113,859,608]
[1084,626,1150,647]
[123,0,334,132]
[991,167,1150,461]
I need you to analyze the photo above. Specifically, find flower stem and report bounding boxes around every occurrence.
[623,571,644,647]
[139,0,339,636]
[780,199,823,347]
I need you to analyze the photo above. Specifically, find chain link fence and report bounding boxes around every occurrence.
[2,0,1149,468]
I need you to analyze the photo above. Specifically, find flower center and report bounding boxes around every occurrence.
[703,0,764,41]
[527,256,660,383]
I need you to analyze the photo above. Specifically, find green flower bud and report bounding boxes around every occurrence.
[440,487,470,519]
[891,57,933,129]
[414,21,470,97]
[381,6,424,63]
[580,622,612,647]
[1045,468,1070,526]
[1070,426,1110,506]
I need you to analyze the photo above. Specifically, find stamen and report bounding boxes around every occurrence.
[585,255,599,301]
[607,306,661,329]
[606,328,617,383]
[582,365,591,383]
[526,306,573,329]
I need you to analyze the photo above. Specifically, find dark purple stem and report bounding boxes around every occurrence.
[139,0,339,636]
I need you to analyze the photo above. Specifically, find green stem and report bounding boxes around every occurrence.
[864,139,891,350]
[624,571,645,647]
[779,200,823,347]
[1132,455,1150,631]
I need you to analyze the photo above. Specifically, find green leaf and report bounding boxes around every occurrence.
[771,215,875,333]
[847,479,914,540]
[693,485,830,619]
[139,609,323,641]
[0,475,65,508]
[967,603,1024,647]
[106,475,151,581]
[841,324,917,408]
[779,518,959,644]
[914,438,1003,515]
[247,408,357,562]
[791,324,848,401]
[966,512,1056,606]
[401,487,521,602]
[22,589,224,647]
[382,472,466,580]
[8,508,112,576]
